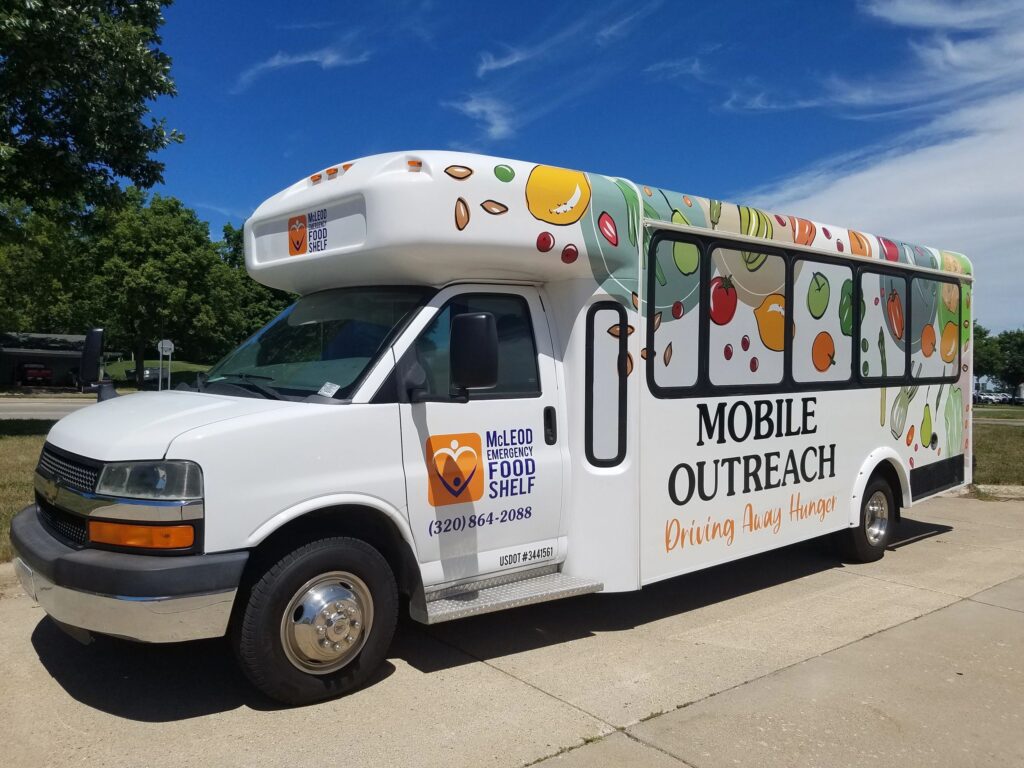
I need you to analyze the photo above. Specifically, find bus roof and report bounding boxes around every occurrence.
[244,150,973,296]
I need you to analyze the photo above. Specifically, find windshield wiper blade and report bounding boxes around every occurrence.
[214,373,283,400]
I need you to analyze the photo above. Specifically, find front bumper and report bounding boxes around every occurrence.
[11,504,248,643]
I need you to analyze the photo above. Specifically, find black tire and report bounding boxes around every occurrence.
[839,475,896,562]
[234,537,398,705]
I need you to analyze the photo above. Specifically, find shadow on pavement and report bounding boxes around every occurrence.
[30,618,396,721]
[28,517,949,718]
[398,517,953,673]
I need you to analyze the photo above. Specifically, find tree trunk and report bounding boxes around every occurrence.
[135,339,147,388]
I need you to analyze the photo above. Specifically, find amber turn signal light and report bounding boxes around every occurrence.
[88,521,195,550]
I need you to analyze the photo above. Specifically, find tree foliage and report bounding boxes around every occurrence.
[0,192,292,386]
[973,323,1002,381]
[999,330,1024,390]
[0,0,181,220]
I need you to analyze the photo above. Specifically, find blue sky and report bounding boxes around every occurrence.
[153,0,1024,330]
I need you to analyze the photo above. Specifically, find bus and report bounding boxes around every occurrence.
[11,151,973,705]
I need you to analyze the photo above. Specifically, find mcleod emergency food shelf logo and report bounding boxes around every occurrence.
[288,215,307,256]
[426,433,484,507]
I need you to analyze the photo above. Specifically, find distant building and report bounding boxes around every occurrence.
[0,332,85,387]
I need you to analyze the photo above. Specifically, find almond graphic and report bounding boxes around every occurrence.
[480,200,508,215]
[445,165,473,180]
[455,198,470,231]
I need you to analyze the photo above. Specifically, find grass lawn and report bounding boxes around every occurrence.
[972,423,1024,485]
[105,359,209,380]
[0,420,54,562]
[973,406,1024,420]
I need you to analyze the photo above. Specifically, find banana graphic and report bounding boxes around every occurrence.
[738,205,773,271]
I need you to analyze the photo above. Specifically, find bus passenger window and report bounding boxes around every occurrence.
[792,260,852,383]
[649,238,700,390]
[911,277,960,380]
[708,246,785,386]
[860,272,907,380]
[586,302,627,465]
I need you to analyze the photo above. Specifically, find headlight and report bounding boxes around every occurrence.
[96,461,203,501]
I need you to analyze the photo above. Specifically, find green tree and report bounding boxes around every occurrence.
[85,190,249,385]
[217,222,293,336]
[972,323,1003,382]
[998,330,1024,393]
[0,1,181,222]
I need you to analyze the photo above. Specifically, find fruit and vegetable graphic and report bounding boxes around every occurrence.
[787,216,816,246]
[944,386,963,455]
[886,292,905,341]
[525,165,592,225]
[890,363,922,440]
[738,206,773,270]
[811,331,836,372]
[807,272,830,319]
[839,279,854,337]
[920,403,933,448]
[754,294,786,352]
[940,321,958,363]
[848,229,871,257]
[921,323,936,357]
[709,275,738,326]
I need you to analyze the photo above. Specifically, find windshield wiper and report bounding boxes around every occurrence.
[212,372,283,400]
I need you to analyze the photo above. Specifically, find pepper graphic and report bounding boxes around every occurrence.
[886,292,905,341]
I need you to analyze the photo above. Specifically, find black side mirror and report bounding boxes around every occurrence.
[80,328,104,386]
[451,312,498,392]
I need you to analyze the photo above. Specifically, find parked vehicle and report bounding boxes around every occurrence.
[11,151,975,705]
[14,362,53,386]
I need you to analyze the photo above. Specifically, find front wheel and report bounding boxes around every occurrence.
[839,477,895,562]
[234,537,398,705]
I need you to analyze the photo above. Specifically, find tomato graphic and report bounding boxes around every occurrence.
[811,331,836,372]
[886,292,905,341]
[709,275,738,326]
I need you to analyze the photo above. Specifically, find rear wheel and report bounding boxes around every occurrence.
[234,537,398,705]
[839,476,895,562]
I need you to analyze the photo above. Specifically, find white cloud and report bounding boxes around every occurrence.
[727,1,1024,116]
[476,47,532,77]
[645,57,704,81]
[443,95,515,140]
[747,93,1024,332]
[596,3,660,46]
[232,43,370,93]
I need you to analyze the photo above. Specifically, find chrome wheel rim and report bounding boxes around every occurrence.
[865,491,889,546]
[280,571,373,675]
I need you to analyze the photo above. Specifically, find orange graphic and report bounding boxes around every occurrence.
[288,215,308,256]
[426,433,484,507]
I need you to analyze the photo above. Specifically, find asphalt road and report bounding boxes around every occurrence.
[1,495,1022,767]
[0,398,93,420]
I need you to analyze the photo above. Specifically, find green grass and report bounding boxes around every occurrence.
[0,420,54,562]
[972,423,1024,485]
[104,359,209,380]
[973,406,1024,420]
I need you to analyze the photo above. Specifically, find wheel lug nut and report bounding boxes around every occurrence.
[345,635,354,643]
[332,642,341,652]
[317,625,326,635]
[351,621,360,629]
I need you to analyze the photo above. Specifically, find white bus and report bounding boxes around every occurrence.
[11,151,973,704]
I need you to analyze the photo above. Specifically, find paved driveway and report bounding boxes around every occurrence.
[1,495,1021,767]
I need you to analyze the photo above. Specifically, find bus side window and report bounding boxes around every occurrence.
[649,238,700,391]
[586,302,627,466]
[860,271,907,380]
[708,246,785,386]
[911,277,960,380]
[791,260,852,383]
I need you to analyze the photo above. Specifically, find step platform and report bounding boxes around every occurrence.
[413,565,603,624]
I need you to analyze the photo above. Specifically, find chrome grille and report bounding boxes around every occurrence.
[37,497,88,546]
[37,447,99,492]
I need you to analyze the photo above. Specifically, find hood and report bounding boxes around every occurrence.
[45,391,294,462]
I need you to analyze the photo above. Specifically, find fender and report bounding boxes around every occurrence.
[245,493,416,553]
[849,448,911,526]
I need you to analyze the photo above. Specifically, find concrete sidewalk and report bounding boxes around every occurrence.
[1,496,1022,768]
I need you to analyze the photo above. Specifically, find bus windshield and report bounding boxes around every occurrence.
[206,286,432,399]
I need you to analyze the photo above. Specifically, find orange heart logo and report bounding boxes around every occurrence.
[288,215,307,256]
[425,433,484,506]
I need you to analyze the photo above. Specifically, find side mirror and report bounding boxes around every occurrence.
[451,312,498,392]
[80,328,104,386]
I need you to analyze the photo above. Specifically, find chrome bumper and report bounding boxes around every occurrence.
[14,555,236,643]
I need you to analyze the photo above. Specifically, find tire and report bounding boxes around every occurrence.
[234,537,398,705]
[839,476,896,562]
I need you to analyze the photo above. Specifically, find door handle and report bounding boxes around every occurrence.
[544,406,557,445]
